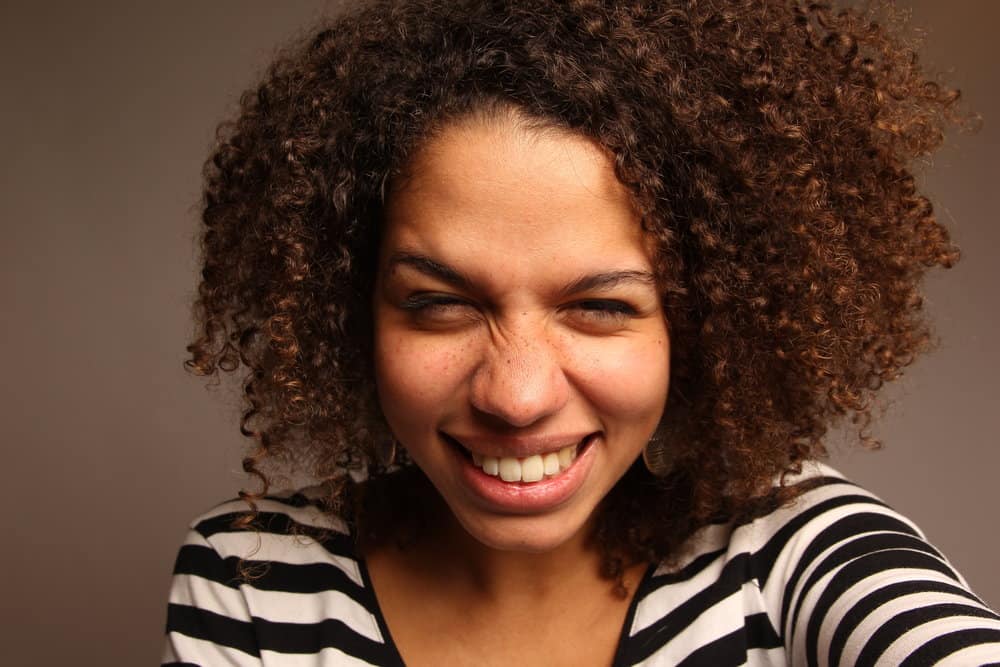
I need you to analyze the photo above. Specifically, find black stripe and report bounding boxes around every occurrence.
[777,512,926,633]
[745,611,782,650]
[253,615,403,665]
[262,492,319,508]
[172,544,374,612]
[166,603,259,657]
[161,663,199,666]
[674,627,746,667]
[803,549,963,664]
[789,531,943,639]
[649,548,727,587]
[173,544,242,589]
[237,559,370,602]
[248,557,364,593]
[627,552,750,662]
[828,579,985,667]
[857,604,1000,666]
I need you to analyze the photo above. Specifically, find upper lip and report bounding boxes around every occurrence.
[441,431,596,458]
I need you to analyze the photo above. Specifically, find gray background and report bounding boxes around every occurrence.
[1,1,996,664]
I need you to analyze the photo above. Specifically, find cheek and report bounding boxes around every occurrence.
[569,334,670,421]
[374,329,475,420]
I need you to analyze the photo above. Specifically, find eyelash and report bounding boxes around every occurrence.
[572,299,637,319]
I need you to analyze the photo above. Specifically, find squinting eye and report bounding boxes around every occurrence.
[572,300,637,321]
[399,294,476,322]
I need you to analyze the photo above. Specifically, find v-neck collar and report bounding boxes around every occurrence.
[356,547,656,667]
[611,561,657,667]
[356,551,408,667]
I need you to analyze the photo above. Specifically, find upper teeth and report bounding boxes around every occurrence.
[471,444,578,483]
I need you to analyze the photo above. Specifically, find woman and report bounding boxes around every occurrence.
[164,0,1000,664]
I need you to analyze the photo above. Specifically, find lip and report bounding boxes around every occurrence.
[447,432,599,514]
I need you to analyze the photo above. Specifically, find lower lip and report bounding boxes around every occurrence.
[448,434,599,514]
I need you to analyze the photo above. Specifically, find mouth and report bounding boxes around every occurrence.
[442,432,596,484]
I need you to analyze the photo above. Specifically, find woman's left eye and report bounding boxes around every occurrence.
[569,299,637,322]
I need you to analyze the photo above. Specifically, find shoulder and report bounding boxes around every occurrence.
[622,462,1000,666]
[644,461,919,582]
[736,461,932,574]
[174,486,367,593]
[164,488,397,665]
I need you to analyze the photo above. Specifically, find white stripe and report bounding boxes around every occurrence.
[933,640,1000,666]
[201,530,365,588]
[241,586,384,643]
[785,460,842,484]
[650,520,736,577]
[744,645,787,667]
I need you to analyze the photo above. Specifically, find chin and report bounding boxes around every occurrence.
[450,506,593,554]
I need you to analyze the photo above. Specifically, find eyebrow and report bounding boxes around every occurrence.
[386,252,472,290]
[387,251,656,296]
[557,270,657,297]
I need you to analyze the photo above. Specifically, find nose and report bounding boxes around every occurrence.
[469,327,570,428]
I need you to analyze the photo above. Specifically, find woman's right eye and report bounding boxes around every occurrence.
[398,294,477,324]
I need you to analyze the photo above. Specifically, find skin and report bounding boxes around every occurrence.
[369,112,670,664]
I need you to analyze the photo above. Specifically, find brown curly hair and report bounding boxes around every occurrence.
[187,0,964,591]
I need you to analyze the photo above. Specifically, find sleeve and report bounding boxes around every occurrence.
[162,526,263,667]
[755,469,1000,666]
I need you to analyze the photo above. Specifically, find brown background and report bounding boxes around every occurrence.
[1,1,996,664]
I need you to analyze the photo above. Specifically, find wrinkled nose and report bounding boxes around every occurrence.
[469,329,570,428]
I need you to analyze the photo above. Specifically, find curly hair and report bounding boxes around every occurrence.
[187,0,963,592]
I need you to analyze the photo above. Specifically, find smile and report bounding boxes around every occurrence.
[442,433,592,484]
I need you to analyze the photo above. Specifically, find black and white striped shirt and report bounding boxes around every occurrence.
[163,463,1000,665]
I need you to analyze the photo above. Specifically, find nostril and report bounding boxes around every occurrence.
[468,356,570,428]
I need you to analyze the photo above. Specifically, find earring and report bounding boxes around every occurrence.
[374,433,397,468]
[642,430,673,477]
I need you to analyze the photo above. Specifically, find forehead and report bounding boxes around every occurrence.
[382,117,652,275]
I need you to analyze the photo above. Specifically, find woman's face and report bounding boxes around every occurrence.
[373,115,670,553]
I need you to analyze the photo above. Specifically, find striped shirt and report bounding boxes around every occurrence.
[163,463,1000,665]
